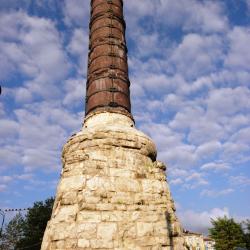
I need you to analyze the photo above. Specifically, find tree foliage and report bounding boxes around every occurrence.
[0,213,24,250]
[0,197,54,250]
[209,216,246,250]
[242,220,250,250]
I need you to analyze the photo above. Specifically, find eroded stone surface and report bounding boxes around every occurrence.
[41,113,185,249]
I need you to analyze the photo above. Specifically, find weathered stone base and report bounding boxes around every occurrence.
[41,112,185,249]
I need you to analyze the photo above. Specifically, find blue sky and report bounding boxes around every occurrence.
[0,0,250,234]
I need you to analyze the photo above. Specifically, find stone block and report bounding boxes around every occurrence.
[109,168,132,178]
[77,211,101,222]
[136,222,154,237]
[97,222,117,240]
[52,223,76,241]
[86,176,115,192]
[96,203,114,211]
[90,239,114,249]
[54,240,65,248]
[61,191,77,205]
[85,195,101,204]
[101,211,125,222]
[111,192,134,205]
[77,223,96,239]
[115,177,141,192]
[59,175,85,192]
[118,222,136,239]
[141,179,163,193]
[153,221,169,236]
[54,205,78,223]
[65,239,77,248]
[78,239,90,248]
[135,236,157,246]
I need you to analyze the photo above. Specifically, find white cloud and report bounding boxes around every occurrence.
[0,184,7,192]
[0,146,20,167]
[201,162,231,172]
[230,127,250,145]
[206,87,250,117]
[185,172,209,188]
[179,207,230,234]
[125,0,228,34]
[247,0,250,10]
[169,169,209,189]
[201,188,234,197]
[0,12,70,100]
[225,27,250,70]
[159,0,228,33]
[196,141,222,160]
[63,78,85,107]
[0,101,82,172]
[0,119,19,138]
[170,178,183,185]
[230,175,250,187]
[0,175,13,183]
[63,0,89,27]
[14,87,33,103]
[170,33,224,79]
[0,103,5,117]
[222,142,250,164]
[67,28,89,76]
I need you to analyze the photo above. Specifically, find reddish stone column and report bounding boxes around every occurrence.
[85,0,132,118]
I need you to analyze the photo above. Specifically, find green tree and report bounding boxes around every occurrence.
[209,216,246,250]
[242,220,250,250]
[0,213,24,250]
[16,197,54,250]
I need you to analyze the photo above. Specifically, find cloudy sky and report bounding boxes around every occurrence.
[0,0,250,234]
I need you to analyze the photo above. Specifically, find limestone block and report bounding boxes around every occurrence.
[109,168,133,178]
[101,211,125,222]
[78,239,90,248]
[77,211,101,223]
[61,191,77,205]
[90,239,114,249]
[114,204,127,210]
[65,239,77,248]
[137,211,159,222]
[86,176,115,192]
[111,192,134,205]
[79,203,96,211]
[96,203,114,211]
[58,175,85,192]
[77,223,97,239]
[135,236,158,247]
[134,193,161,205]
[53,205,78,223]
[153,220,171,238]
[118,222,136,239]
[141,179,164,193]
[52,223,76,241]
[97,222,117,240]
[136,222,154,237]
[115,177,141,192]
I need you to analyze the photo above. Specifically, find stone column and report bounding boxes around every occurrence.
[86,0,132,118]
[41,112,184,249]
[41,0,185,249]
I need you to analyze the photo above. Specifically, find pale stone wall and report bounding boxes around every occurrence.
[41,112,185,249]
[183,233,206,250]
